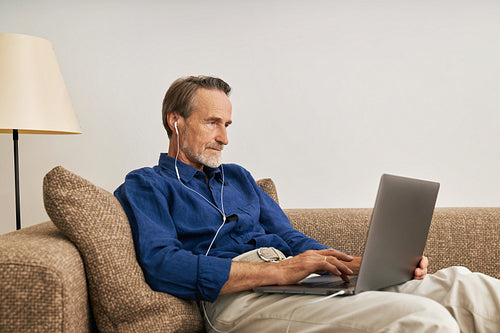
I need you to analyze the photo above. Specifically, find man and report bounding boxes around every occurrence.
[115,76,499,332]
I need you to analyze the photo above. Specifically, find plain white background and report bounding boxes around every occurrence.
[1,0,499,234]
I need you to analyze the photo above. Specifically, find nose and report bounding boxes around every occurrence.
[216,126,229,146]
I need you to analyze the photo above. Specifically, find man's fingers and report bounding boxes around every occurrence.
[318,248,353,262]
[341,273,351,283]
[276,250,357,285]
[324,255,354,276]
[420,256,429,269]
[415,266,428,277]
[413,256,429,280]
[313,249,356,279]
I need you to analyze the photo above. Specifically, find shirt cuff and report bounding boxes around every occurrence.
[197,255,232,302]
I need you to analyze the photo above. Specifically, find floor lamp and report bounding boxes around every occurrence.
[0,33,82,231]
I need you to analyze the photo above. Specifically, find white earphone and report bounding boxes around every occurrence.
[174,121,178,134]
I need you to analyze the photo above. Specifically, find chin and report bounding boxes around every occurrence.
[199,154,222,169]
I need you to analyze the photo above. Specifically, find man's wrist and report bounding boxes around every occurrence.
[219,261,282,295]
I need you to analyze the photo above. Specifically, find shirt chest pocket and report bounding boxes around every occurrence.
[227,202,263,243]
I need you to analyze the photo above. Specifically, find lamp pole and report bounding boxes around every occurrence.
[13,129,21,230]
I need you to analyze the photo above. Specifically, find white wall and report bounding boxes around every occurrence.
[1,0,499,234]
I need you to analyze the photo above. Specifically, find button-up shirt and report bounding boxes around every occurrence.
[114,154,328,301]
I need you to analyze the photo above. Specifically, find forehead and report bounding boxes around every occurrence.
[191,88,232,120]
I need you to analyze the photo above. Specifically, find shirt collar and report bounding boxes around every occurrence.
[158,153,226,184]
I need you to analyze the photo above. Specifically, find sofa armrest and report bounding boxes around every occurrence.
[0,222,96,333]
[285,207,500,279]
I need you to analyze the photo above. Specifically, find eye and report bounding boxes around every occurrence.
[205,120,218,128]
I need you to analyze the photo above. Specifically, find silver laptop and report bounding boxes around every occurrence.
[253,174,440,296]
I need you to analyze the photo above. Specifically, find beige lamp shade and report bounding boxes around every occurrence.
[0,33,81,134]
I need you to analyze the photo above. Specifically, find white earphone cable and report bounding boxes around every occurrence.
[174,123,229,332]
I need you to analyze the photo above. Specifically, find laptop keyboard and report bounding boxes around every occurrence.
[300,274,358,288]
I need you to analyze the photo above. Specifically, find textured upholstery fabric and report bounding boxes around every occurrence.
[285,207,500,279]
[42,166,204,333]
[426,207,500,278]
[256,178,280,205]
[286,208,371,257]
[0,222,93,333]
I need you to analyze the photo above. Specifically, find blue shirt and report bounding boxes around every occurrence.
[114,154,328,301]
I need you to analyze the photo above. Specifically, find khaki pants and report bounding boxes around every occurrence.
[203,249,500,333]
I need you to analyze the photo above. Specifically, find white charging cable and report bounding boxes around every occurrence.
[285,290,346,333]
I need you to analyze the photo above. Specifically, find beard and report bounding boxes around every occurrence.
[182,142,224,168]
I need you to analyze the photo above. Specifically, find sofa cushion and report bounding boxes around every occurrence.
[43,166,204,333]
[256,178,280,205]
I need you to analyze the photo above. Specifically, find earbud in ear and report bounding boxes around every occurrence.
[174,121,178,134]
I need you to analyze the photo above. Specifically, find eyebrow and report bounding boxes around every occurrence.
[206,117,232,125]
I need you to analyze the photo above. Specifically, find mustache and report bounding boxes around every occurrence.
[206,143,224,151]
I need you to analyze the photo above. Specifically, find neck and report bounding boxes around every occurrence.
[167,137,178,160]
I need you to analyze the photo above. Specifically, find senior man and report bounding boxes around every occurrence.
[115,75,500,333]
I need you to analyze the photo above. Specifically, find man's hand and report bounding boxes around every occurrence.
[219,249,355,295]
[274,249,355,284]
[341,255,428,280]
[413,256,428,280]
[342,256,362,275]
[343,255,428,281]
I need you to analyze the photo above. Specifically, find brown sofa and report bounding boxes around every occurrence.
[0,166,499,332]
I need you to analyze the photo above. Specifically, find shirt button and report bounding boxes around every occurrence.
[210,185,214,189]
[238,224,242,229]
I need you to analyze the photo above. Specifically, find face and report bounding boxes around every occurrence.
[176,88,232,171]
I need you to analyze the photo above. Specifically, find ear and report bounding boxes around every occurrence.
[166,113,179,134]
